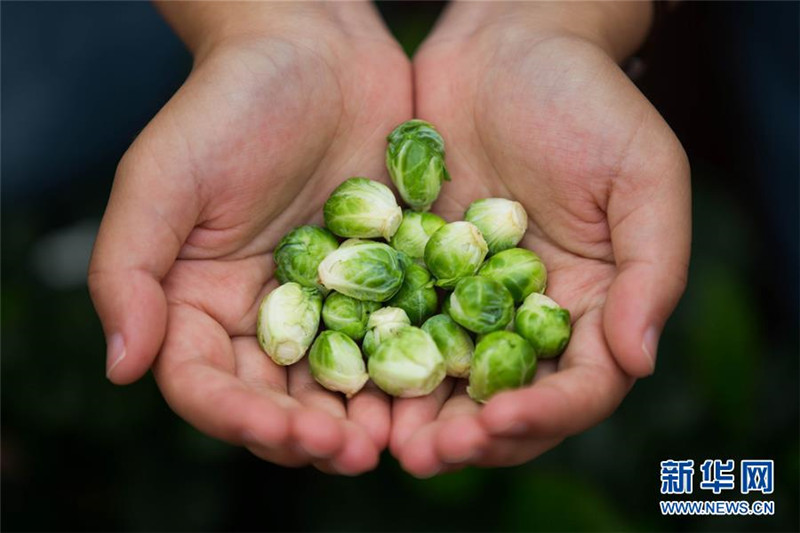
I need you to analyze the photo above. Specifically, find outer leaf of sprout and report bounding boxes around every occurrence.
[464,198,528,255]
[478,248,547,303]
[390,210,447,261]
[515,293,572,359]
[385,120,450,212]
[424,221,488,289]
[368,326,446,397]
[387,263,438,325]
[467,331,537,403]
[274,225,339,293]
[362,306,411,357]
[421,314,474,378]
[317,241,405,302]
[448,276,514,334]
[309,330,369,398]
[256,282,322,366]
[321,291,381,341]
[323,177,403,240]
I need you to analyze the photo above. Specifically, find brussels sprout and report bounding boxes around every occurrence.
[440,291,453,317]
[467,331,537,403]
[390,210,446,261]
[515,293,572,358]
[309,330,369,398]
[478,248,547,303]
[318,241,405,301]
[421,314,474,378]
[362,306,411,357]
[368,326,446,397]
[321,292,381,341]
[386,120,450,212]
[274,225,339,293]
[387,263,438,325]
[323,177,403,240]
[448,276,514,334]
[339,238,372,248]
[424,221,488,289]
[257,282,322,366]
[464,198,527,255]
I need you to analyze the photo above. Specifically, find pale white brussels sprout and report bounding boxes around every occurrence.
[477,248,547,303]
[257,282,321,365]
[317,241,405,302]
[321,291,381,341]
[387,263,438,325]
[464,198,527,255]
[424,221,488,289]
[368,326,446,397]
[309,330,369,398]
[362,306,411,357]
[390,210,446,261]
[385,120,450,212]
[467,331,537,403]
[421,314,474,378]
[448,276,514,334]
[515,293,572,358]
[323,177,403,240]
[274,225,339,293]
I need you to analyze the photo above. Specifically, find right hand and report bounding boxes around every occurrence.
[88,3,412,474]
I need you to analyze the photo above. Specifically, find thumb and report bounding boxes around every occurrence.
[603,127,691,377]
[89,146,199,384]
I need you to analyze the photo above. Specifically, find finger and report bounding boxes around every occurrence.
[604,127,691,376]
[347,381,392,450]
[326,421,381,476]
[153,304,290,448]
[389,378,454,457]
[433,382,489,464]
[474,436,563,468]
[397,423,443,479]
[89,148,199,384]
[480,309,633,438]
[287,359,347,459]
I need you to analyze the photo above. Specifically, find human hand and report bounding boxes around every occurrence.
[88,2,411,474]
[391,1,691,476]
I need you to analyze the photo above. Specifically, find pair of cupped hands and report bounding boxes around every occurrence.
[88,2,690,477]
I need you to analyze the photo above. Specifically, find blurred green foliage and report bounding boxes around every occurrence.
[2,2,798,532]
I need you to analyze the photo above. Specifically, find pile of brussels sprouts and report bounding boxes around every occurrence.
[257,120,571,403]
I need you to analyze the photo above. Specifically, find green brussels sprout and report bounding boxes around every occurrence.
[448,276,514,334]
[257,282,322,366]
[339,238,372,248]
[421,314,474,378]
[362,306,411,357]
[440,291,453,317]
[390,210,446,261]
[477,248,547,303]
[387,263,438,325]
[515,293,572,358]
[464,198,527,255]
[321,291,381,341]
[274,225,339,293]
[323,177,403,240]
[386,120,451,212]
[308,330,369,398]
[467,331,537,403]
[424,221,488,289]
[317,241,405,302]
[368,326,446,397]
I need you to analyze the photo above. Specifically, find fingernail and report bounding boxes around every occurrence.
[105,333,126,379]
[299,441,333,460]
[490,420,528,436]
[642,325,660,373]
[413,466,441,480]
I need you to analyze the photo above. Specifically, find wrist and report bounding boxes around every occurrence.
[155,2,394,62]
[429,1,653,62]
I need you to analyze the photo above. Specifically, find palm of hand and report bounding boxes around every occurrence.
[390,33,688,474]
[132,36,411,473]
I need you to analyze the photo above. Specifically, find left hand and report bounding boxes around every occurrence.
[390,2,691,476]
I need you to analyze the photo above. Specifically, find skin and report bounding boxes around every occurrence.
[89,1,690,477]
[390,2,691,477]
[88,2,411,475]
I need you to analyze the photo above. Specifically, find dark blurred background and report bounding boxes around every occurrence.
[2,2,798,531]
